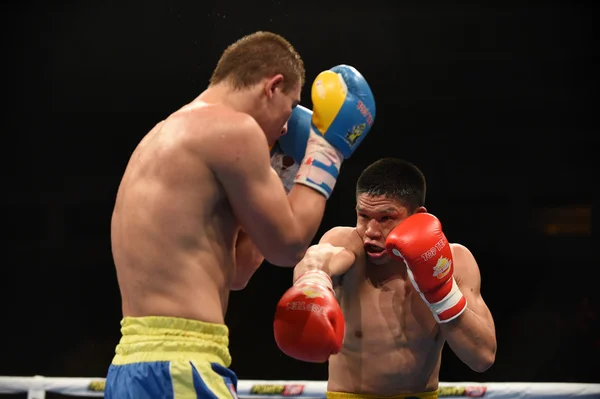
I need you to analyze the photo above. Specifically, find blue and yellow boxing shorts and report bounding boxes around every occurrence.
[326,391,438,399]
[105,316,238,399]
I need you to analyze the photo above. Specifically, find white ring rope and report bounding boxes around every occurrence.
[0,376,599,399]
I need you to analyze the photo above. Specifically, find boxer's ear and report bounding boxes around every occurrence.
[265,74,284,99]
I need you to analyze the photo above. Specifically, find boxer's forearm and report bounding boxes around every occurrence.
[293,259,322,281]
[440,308,496,372]
[286,185,327,258]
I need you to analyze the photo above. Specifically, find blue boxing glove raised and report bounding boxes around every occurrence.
[279,104,312,164]
[278,65,376,198]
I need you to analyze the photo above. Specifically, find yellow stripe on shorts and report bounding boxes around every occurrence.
[170,360,196,399]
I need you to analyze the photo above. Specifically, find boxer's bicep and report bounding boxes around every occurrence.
[211,120,303,265]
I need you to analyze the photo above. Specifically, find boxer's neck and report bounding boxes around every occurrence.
[198,81,262,116]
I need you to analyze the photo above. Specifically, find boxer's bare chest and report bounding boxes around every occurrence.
[338,260,440,353]
[329,255,445,394]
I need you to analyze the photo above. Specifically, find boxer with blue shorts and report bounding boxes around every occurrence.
[105,317,237,398]
[107,31,376,399]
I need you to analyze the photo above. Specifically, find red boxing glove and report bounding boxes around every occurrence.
[273,270,345,362]
[385,213,467,323]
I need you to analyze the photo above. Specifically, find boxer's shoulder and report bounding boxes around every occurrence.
[449,243,470,256]
[449,243,474,263]
[182,104,266,157]
[211,110,261,141]
[198,104,260,135]
[449,243,479,282]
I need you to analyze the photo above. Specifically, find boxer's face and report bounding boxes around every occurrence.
[263,75,301,145]
[355,194,409,266]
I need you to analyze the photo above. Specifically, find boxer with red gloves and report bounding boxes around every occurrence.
[273,158,497,399]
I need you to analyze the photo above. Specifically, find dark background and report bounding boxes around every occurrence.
[2,0,598,389]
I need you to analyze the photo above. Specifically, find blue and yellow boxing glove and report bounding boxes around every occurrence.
[278,64,376,198]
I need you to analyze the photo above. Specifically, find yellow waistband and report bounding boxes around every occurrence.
[326,390,438,399]
[112,316,231,367]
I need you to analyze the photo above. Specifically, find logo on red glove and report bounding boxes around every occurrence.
[300,287,324,298]
[433,256,452,280]
[421,238,447,262]
[286,301,327,315]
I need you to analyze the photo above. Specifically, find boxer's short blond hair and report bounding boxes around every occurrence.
[210,31,305,94]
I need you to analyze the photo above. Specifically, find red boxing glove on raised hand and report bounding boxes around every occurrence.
[385,213,467,323]
[274,270,345,362]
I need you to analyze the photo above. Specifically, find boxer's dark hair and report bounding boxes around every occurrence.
[356,158,426,212]
[210,31,305,93]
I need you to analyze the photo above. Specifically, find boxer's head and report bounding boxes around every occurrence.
[355,158,427,265]
[209,31,305,145]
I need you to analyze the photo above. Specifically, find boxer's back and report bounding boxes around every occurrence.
[111,101,238,325]
[329,246,445,395]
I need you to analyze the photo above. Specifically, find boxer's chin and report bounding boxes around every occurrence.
[366,250,390,265]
